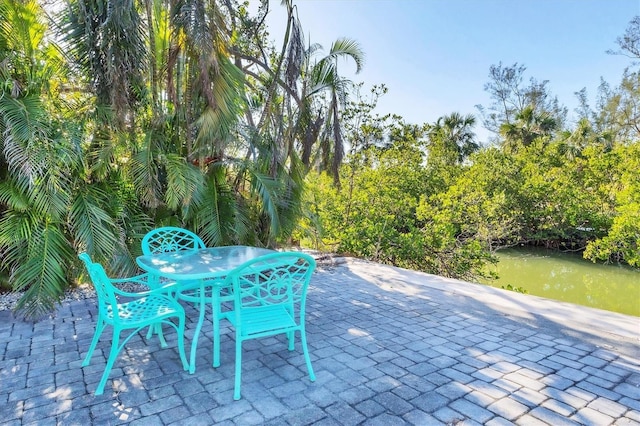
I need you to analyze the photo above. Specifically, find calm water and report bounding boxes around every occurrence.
[480,247,640,317]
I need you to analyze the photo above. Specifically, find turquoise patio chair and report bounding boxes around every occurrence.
[79,253,189,395]
[141,226,234,369]
[141,227,206,298]
[141,226,206,255]
[141,226,207,335]
[225,252,316,400]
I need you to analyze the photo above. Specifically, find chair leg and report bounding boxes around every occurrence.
[156,323,168,347]
[300,327,316,382]
[82,320,105,367]
[95,329,122,395]
[145,323,167,347]
[287,331,294,351]
[233,338,243,400]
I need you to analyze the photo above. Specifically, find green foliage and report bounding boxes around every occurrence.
[301,121,497,281]
[502,284,529,294]
[2,0,365,318]
[584,143,640,266]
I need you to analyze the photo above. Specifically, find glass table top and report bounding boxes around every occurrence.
[136,245,276,280]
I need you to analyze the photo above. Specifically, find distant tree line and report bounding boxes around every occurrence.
[297,40,640,282]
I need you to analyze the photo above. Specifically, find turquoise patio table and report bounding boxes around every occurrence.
[136,245,275,373]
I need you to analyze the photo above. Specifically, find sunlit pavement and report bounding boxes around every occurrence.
[1,257,639,425]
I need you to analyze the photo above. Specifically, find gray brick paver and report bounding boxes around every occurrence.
[584,364,626,382]
[363,412,407,426]
[571,406,615,425]
[627,410,640,422]
[540,373,575,390]
[1,263,638,426]
[588,396,629,418]
[539,358,564,371]
[530,406,581,425]
[503,371,545,391]
[402,409,441,425]
[374,391,414,415]
[159,405,192,424]
[615,417,640,426]
[514,415,548,425]
[485,418,516,426]
[606,362,637,377]
[487,397,529,421]
[577,380,624,401]
[587,374,617,390]
[450,397,494,423]
[127,414,164,425]
[541,397,576,417]
[557,366,589,382]
[232,410,267,426]
[432,406,466,424]
[510,387,547,408]
[491,377,521,394]
[139,394,184,416]
[620,397,640,412]
[518,350,547,363]
[441,367,475,384]
[580,354,610,369]
[325,402,366,426]
[208,398,252,422]
[556,345,589,357]
[354,399,386,418]
[627,374,640,386]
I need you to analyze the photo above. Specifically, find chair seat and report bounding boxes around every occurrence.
[236,305,297,337]
[106,296,183,326]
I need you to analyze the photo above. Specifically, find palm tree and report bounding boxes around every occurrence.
[0,0,145,318]
[428,112,479,164]
[227,0,364,184]
[500,105,558,153]
[309,38,364,183]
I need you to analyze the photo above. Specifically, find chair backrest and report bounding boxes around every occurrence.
[229,252,316,314]
[78,253,121,323]
[141,226,205,255]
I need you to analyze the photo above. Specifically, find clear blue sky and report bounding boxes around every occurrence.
[267,0,638,142]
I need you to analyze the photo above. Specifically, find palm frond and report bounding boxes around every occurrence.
[0,95,49,175]
[0,209,37,264]
[13,222,73,320]
[0,179,29,211]
[129,148,163,208]
[243,164,283,237]
[327,37,364,74]
[69,184,119,261]
[163,153,204,212]
[193,167,240,246]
